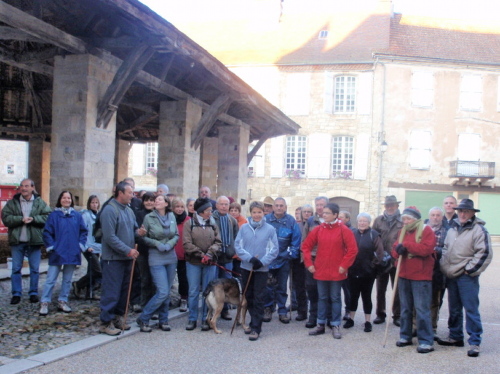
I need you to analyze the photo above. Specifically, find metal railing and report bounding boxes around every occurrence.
[449,160,495,178]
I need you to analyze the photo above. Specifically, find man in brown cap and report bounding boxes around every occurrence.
[372,195,403,326]
[263,196,274,215]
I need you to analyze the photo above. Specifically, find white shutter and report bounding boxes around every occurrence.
[409,130,431,169]
[284,73,311,116]
[458,133,480,161]
[324,72,334,114]
[307,133,331,179]
[353,134,369,180]
[497,75,500,112]
[411,71,434,108]
[255,144,265,177]
[460,74,482,111]
[357,72,373,115]
[132,143,145,175]
[270,136,284,177]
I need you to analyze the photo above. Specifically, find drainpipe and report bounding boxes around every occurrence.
[376,58,387,216]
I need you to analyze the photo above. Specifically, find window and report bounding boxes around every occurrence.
[411,71,434,108]
[409,130,431,170]
[146,142,158,169]
[334,76,356,113]
[318,30,329,39]
[460,74,482,111]
[332,136,353,176]
[286,136,306,175]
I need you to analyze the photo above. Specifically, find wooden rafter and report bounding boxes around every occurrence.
[0,26,45,42]
[0,46,54,76]
[118,113,159,136]
[21,71,44,127]
[191,93,232,149]
[247,128,275,165]
[0,125,50,134]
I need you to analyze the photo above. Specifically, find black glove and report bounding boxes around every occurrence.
[249,257,263,270]
[395,244,407,255]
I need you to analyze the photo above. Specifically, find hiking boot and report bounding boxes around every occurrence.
[72,282,83,300]
[57,300,72,313]
[393,317,401,327]
[186,320,197,330]
[249,330,259,341]
[309,324,325,336]
[39,302,49,316]
[279,315,290,324]
[99,322,121,336]
[132,304,143,313]
[467,345,480,357]
[201,322,210,331]
[396,339,413,347]
[158,323,171,331]
[10,296,21,305]
[417,344,434,354]
[179,299,188,312]
[305,320,317,328]
[136,318,152,333]
[243,326,252,334]
[437,337,464,347]
[29,295,39,303]
[373,316,385,324]
[364,321,372,332]
[332,326,342,339]
[295,313,307,321]
[263,308,272,322]
[151,314,159,320]
[343,318,354,329]
[113,316,131,331]
[221,310,232,321]
[343,312,350,321]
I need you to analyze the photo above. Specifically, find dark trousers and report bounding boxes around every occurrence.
[75,252,102,292]
[242,269,268,334]
[177,260,189,300]
[342,279,351,314]
[375,266,401,319]
[305,270,332,322]
[348,276,376,314]
[136,254,155,307]
[291,257,308,316]
[100,259,133,323]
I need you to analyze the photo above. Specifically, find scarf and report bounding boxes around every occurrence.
[55,207,74,215]
[174,210,187,225]
[384,209,400,223]
[154,210,171,238]
[248,217,263,230]
[398,219,424,244]
[219,214,231,254]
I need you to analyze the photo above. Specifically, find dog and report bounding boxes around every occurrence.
[203,278,248,334]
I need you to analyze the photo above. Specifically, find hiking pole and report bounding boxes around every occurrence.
[231,267,254,335]
[289,264,293,321]
[383,254,402,348]
[122,245,138,335]
[88,251,94,300]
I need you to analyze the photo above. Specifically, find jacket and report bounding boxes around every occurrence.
[212,210,239,263]
[349,228,385,279]
[235,219,279,272]
[183,214,222,265]
[101,199,138,261]
[265,213,301,269]
[302,214,322,257]
[43,209,88,266]
[391,225,436,281]
[81,210,102,253]
[2,193,51,246]
[302,221,358,281]
[174,215,190,261]
[142,211,179,266]
[440,216,492,279]
[373,212,404,253]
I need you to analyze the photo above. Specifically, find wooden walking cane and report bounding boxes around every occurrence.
[288,266,293,321]
[383,255,402,348]
[122,245,138,335]
[231,267,254,335]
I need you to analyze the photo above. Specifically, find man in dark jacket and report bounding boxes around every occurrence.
[1,179,51,305]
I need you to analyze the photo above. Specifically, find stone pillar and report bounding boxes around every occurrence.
[50,54,117,207]
[28,136,50,203]
[157,100,202,199]
[199,137,218,195]
[115,139,132,184]
[217,124,250,202]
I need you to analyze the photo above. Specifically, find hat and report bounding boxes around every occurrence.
[402,206,421,220]
[453,199,480,212]
[383,195,401,205]
[263,196,274,206]
[194,198,212,214]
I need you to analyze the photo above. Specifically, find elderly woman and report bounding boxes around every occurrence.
[183,197,222,331]
[136,194,179,332]
[302,203,358,339]
[186,198,196,218]
[343,213,384,332]
[392,206,436,354]
[229,202,247,228]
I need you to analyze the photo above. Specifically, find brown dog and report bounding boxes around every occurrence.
[203,278,248,334]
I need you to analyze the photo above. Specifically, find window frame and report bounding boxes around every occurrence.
[285,135,307,175]
[334,76,356,113]
[332,136,354,176]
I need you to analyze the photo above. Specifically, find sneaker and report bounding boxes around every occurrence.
[10,296,21,305]
[364,321,372,332]
[29,295,39,303]
[263,308,272,322]
[436,337,465,347]
[343,318,354,329]
[309,324,325,336]
[417,344,435,354]
[243,326,252,334]
[373,316,385,324]
[99,322,121,336]
[279,315,290,324]
[186,320,197,330]
[113,316,131,331]
[295,313,307,321]
[249,330,259,341]
[221,310,232,321]
[57,300,72,313]
[396,339,413,347]
[467,345,480,357]
[71,282,82,300]
[179,299,188,312]
[39,302,49,316]
[151,314,159,320]
[136,318,152,333]
[332,325,342,339]
[158,323,171,331]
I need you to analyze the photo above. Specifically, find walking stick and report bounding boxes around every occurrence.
[231,267,254,335]
[88,252,93,300]
[383,255,402,348]
[289,265,293,321]
[122,245,137,335]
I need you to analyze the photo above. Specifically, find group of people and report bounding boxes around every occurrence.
[2,180,492,354]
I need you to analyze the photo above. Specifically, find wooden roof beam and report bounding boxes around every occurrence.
[247,127,276,165]
[191,93,232,149]
[118,112,159,136]
[0,26,45,43]
[0,46,54,76]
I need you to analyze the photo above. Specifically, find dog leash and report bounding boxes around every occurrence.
[209,260,241,277]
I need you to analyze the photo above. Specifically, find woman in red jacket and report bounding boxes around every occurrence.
[392,206,436,354]
[302,203,358,339]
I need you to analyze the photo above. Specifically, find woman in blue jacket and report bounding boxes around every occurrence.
[40,191,87,315]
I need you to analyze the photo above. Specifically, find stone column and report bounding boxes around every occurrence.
[50,54,117,207]
[115,139,132,184]
[157,100,202,199]
[199,137,218,195]
[217,124,250,202]
[28,136,50,203]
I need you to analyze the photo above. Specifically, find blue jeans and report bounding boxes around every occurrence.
[398,278,433,345]
[317,280,343,326]
[186,262,217,322]
[265,261,290,315]
[140,263,177,324]
[446,274,482,346]
[41,264,76,302]
[10,243,41,296]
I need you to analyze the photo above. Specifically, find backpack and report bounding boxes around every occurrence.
[93,198,118,243]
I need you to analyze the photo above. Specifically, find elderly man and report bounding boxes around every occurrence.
[437,199,492,357]
[199,186,217,209]
[2,179,51,305]
[156,184,169,196]
[263,197,301,323]
[212,195,239,320]
[372,195,403,326]
[262,196,274,215]
[442,195,458,229]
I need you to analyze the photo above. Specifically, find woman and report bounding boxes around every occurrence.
[302,203,358,339]
[186,198,196,218]
[183,197,221,331]
[40,191,87,315]
[171,197,190,312]
[136,194,179,332]
[72,195,102,300]
[392,206,436,354]
[344,213,384,332]
[229,202,247,228]
[235,201,278,341]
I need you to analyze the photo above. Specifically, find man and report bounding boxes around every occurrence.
[2,179,51,304]
[262,196,274,215]
[212,196,239,321]
[99,181,141,336]
[437,199,492,357]
[199,186,217,209]
[442,195,458,229]
[156,184,169,197]
[372,195,403,326]
[263,198,301,323]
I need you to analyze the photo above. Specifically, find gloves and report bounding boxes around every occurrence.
[249,257,263,270]
[201,255,212,265]
[157,243,172,252]
[395,244,407,255]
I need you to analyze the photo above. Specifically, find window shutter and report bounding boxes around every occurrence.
[307,133,331,179]
[132,143,145,175]
[409,130,432,169]
[357,72,373,115]
[270,136,284,177]
[353,134,369,180]
[284,73,311,116]
[255,145,265,177]
[324,72,334,114]
[458,133,480,161]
